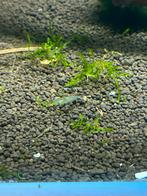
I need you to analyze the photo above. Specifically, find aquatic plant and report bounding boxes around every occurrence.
[66,52,129,102]
[31,34,70,67]
[25,31,32,48]
[71,114,113,134]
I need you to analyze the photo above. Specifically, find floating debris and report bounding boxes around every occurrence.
[33,153,41,158]
[109,91,116,96]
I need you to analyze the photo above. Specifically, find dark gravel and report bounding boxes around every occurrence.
[0,0,147,181]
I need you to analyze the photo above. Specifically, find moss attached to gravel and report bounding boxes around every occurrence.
[31,36,130,103]
[30,35,71,67]
[71,114,113,134]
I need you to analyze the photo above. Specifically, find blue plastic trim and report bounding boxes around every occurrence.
[0,182,147,196]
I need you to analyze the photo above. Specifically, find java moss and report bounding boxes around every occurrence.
[70,114,113,134]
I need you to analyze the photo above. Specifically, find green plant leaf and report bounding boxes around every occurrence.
[66,53,129,101]
[71,114,113,134]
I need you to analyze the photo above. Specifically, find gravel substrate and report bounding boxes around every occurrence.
[0,0,147,181]
[0,0,99,38]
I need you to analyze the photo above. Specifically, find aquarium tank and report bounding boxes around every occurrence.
[0,0,147,192]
